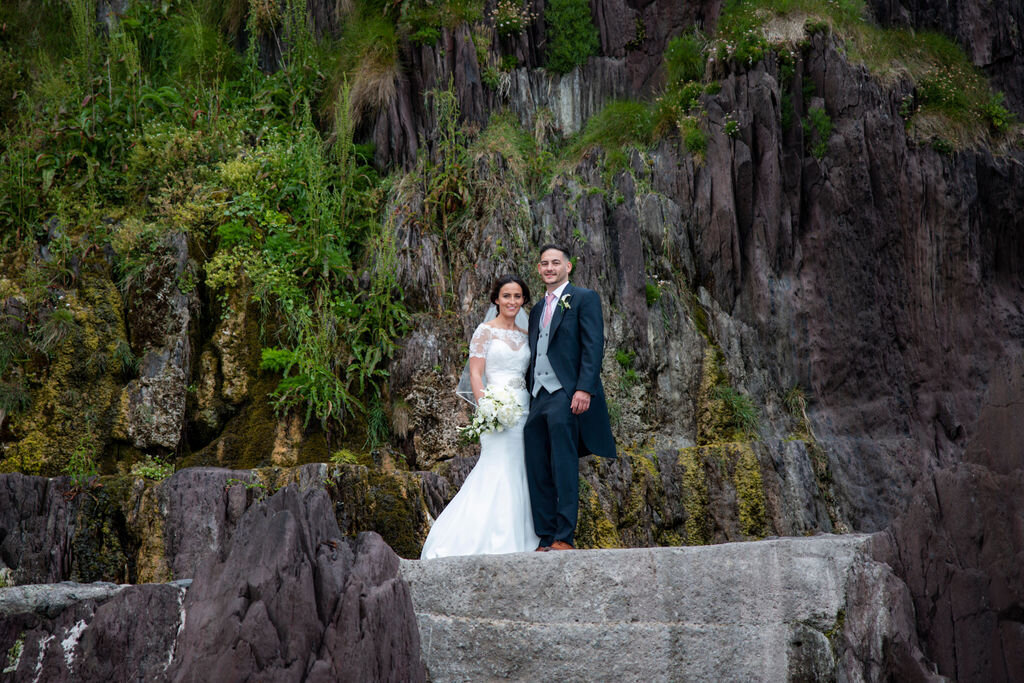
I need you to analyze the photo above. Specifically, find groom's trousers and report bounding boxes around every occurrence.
[524,387,580,546]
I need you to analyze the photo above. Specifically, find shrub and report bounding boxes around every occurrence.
[544,0,599,74]
[681,117,707,157]
[491,0,538,38]
[714,385,759,438]
[578,101,654,151]
[34,308,79,356]
[664,33,705,84]
[804,106,832,159]
[65,434,99,489]
[130,456,174,480]
[645,282,661,305]
[725,113,740,138]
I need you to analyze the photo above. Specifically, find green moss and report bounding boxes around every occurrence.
[71,476,138,583]
[131,480,173,583]
[318,463,430,558]
[679,447,711,545]
[696,348,734,445]
[4,634,24,674]
[658,530,685,546]
[363,469,427,557]
[689,293,711,340]
[617,449,661,536]
[575,477,622,549]
[732,444,768,538]
[824,608,846,655]
[677,444,768,543]
[1,274,127,476]
[184,374,279,469]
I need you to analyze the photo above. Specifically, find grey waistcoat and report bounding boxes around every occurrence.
[532,313,563,397]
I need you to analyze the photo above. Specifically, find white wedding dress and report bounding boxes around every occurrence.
[420,324,540,559]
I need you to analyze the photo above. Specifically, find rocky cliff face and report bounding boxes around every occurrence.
[1,0,1022,679]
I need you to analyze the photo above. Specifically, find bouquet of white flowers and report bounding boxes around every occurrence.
[460,384,524,441]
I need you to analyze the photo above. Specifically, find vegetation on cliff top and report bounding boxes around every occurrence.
[715,0,1018,150]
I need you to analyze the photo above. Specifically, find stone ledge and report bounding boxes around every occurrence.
[400,534,894,681]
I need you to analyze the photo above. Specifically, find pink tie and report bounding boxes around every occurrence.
[542,292,556,327]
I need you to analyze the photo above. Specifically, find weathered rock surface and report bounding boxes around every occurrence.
[166,484,423,682]
[0,486,425,682]
[0,580,189,681]
[870,357,1024,681]
[401,535,936,681]
[154,467,260,581]
[0,474,78,586]
[116,232,197,451]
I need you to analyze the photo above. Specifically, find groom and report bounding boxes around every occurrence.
[525,244,617,551]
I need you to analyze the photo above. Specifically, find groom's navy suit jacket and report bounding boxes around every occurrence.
[527,283,617,460]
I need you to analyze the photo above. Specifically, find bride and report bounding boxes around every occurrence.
[420,275,541,559]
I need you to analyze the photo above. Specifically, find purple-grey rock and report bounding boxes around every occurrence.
[166,485,424,682]
[0,581,188,681]
[0,474,78,585]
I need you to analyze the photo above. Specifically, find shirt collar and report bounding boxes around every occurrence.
[548,281,569,299]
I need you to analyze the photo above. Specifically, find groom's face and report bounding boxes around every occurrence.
[538,249,571,289]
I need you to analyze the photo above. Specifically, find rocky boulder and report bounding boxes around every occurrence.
[166,485,424,682]
[872,357,1024,681]
[0,581,189,681]
[0,486,425,682]
[116,232,198,451]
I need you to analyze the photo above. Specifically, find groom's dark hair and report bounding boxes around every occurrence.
[490,274,531,308]
[538,243,571,260]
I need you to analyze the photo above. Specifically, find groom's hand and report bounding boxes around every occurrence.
[570,390,591,415]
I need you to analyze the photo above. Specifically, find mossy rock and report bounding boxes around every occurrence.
[1,274,128,476]
[576,476,623,549]
[70,476,139,583]
[183,374,283,469]
[318,463,432,559]
[696,347,733,445]
[677,443,769,544]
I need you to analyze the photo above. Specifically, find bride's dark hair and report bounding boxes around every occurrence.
[489,275,531,312]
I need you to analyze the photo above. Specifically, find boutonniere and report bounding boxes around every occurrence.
[557,294,571,311]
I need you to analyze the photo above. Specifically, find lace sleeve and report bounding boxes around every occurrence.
[469,324,491,359]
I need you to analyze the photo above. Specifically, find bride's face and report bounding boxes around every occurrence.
[495,282,524,319]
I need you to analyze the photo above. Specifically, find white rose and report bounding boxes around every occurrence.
[478,397,497,421]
